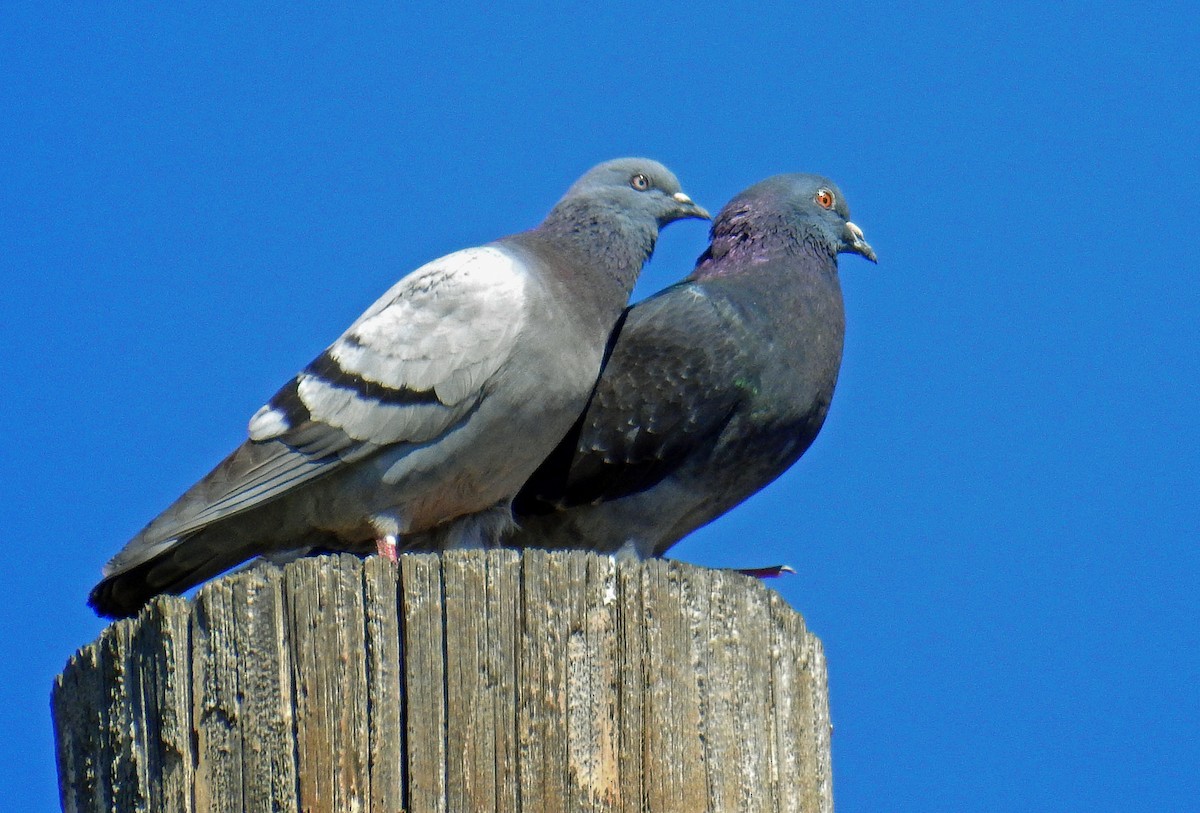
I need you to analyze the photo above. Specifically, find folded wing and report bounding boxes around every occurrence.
[106,245,529,575]
[518,282,752,511]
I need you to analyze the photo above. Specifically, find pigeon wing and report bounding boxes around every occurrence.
[520,282,752,511]
[109,245,529,572]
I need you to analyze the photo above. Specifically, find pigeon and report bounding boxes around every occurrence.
[89,158,709,618]
[511,173,875,560]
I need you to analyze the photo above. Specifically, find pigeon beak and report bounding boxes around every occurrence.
[842,221,877,263]
[671,191,711,221]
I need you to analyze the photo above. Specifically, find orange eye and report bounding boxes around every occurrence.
[815,188,836,209]
[630,173,650,191]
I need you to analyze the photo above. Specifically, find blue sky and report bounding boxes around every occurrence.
[3,3,1197,810]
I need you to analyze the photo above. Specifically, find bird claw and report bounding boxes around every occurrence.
[376,534,399,562]
[734,564,796,579]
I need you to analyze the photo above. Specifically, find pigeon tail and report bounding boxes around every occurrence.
[88,525,299,618]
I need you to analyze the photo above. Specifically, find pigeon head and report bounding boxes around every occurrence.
[553,157,711,229]
[706,174,877,265]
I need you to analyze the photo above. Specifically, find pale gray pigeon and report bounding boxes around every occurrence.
[90,158,708,617]
[511,173,875,559]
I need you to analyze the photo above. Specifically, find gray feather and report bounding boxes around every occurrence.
[512,173,876,559]
[90,157,708,618]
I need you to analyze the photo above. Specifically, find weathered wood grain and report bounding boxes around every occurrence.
[192,562,298,813]
[443,549,520,812]
[54,551,833,812]
[130,596,194,813]
[53,630,107,812]
[362,554,404,813]
[400,552,447,813]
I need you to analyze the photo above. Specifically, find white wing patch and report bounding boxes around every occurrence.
[295,376,451,444]
[250,244,530,450]
[333,246,527,393]
[248,405,291,441]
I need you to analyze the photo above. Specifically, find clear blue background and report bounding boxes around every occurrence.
[4,3,1197,810]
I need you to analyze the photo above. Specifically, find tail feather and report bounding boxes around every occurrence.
[89,526,277,618]
[111,439,334,578]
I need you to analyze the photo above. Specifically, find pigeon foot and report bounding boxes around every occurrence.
[735,564,796,579]
[376,534,399,562]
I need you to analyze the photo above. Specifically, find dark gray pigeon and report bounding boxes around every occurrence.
[511,173,875,559]
[90,158,708,618]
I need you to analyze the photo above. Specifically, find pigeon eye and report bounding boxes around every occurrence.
[815,188,836,209]
[630,173,651,191]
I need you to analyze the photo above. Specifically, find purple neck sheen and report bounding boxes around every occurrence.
[693,206,836,281]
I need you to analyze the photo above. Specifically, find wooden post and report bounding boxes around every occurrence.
[53,550,833,812]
